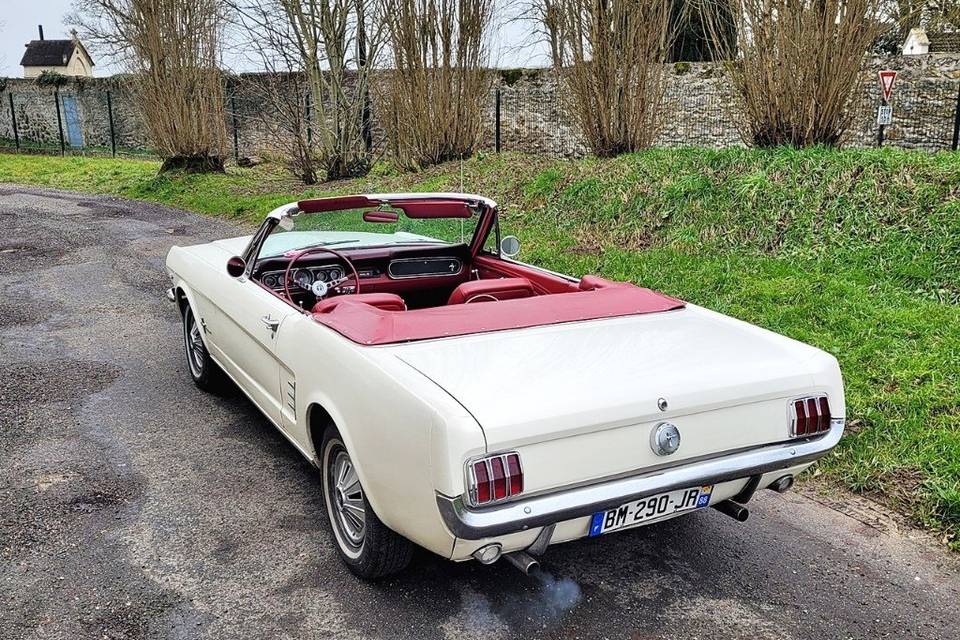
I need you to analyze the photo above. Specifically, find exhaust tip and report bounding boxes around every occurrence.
[503,551,540,575]
[769,475,795,493]
[712,500,750,522]
[473,543,502,565]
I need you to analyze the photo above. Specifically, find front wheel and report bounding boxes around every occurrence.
[182,304,226,392]
[321,428,414,579]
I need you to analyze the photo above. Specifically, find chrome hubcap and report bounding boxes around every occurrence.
[330,450,365,547]
[185,311,204,377]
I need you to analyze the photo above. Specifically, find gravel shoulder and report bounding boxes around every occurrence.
[2,185,959,640]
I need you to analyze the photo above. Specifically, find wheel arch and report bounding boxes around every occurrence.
[306,401,336,466]
[305,399,389,518]
[172,283,210,341]
[174,285,190,315]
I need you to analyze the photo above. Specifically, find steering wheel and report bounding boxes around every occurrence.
[282,246,361,306]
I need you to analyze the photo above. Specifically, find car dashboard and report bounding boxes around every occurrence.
[252,243,472,309]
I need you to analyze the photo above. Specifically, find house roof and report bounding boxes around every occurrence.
[19,39,95,68]
[929,32,960,53]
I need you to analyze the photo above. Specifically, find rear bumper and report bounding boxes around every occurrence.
[436,418,844,539]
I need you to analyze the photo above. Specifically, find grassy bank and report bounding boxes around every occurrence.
[2,149,959,548]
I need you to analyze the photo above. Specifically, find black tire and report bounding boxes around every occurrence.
[321,427,414,579]
[182,304,227,393]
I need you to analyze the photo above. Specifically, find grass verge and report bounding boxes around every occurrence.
[2,149,958,548]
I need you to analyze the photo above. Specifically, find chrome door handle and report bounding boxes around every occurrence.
[261,315,280,332]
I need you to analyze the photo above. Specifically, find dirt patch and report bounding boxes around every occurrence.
[69,490,126,513]
[0,242,69,272]
[0,303,44,328]
[567,242,601,256]
[0,360,122,425]
[78,199,130,219]
[567,225,654,256]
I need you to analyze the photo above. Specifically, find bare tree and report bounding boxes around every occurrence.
[229,4,321,183]
[380,0,494,171]
[543,0,673,156]
[238,71,320,183]
[72,0,228,172]
[883,0,960,51]
[705,0,891,147]
[230,0,382,180]
[506,0,567,67]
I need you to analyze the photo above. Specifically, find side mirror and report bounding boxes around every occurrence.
[500,235,521,258]
[363,210,400,223]
[226,256,246,277]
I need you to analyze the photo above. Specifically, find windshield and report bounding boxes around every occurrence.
[259,208,479,259]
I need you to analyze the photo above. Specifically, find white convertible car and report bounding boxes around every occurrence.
[165,193,845,579]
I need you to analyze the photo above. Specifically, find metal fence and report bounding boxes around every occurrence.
[1,76,958,162]
[0,87,155,158]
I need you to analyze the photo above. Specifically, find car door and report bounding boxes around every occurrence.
[203,274,294,427]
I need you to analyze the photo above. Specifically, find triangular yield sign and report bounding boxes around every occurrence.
[878,70,897,102]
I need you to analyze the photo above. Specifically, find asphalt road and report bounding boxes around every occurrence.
[2,186,959,640]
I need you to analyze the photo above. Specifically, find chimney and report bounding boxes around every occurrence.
[38,25,44,41]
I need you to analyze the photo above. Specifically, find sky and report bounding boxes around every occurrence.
[0,0,548,78]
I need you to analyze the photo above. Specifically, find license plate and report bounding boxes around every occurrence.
[588,485,714,537]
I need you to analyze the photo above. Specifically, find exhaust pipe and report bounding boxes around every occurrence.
[769,475,795,493]
[503,551,540,575]
[712,500,750,522]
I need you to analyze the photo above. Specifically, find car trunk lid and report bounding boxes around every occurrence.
[390,305,827,495]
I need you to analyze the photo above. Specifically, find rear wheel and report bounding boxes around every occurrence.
[321,428,414,579]
[182,304,226,392]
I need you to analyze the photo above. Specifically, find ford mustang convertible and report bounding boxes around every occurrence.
[165,193,845,579]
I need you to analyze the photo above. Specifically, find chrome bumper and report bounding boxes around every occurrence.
[437,419,844,539]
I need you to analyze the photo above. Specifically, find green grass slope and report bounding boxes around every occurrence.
[2,148,958,547]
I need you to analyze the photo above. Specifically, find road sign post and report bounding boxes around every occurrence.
[877,70,897,148]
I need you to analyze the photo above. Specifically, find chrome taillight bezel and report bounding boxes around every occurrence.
[788,394,832,437]
[464,451,523,507]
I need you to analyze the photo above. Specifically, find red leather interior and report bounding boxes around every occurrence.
[447,277,536,305]
[473,255,580,294]
[313,285,685,345]
[312,293,407,314]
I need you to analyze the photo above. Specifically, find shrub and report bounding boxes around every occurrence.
[381,0,494,171]
[705,0,890,148]
[542,0,673,156]
[35,71,69,89]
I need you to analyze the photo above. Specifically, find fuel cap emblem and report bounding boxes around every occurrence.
[651,422,681,456]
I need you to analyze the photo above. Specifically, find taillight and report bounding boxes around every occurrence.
[468,452,523,506]
[790,395,831,437]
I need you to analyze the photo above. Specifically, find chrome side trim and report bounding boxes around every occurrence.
[436,419,844,539]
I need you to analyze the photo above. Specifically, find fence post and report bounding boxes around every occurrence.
[495,87,501,153]
[8,93,19,152]
[54,89,66,156]
[106,91,116,157]
[876,96,887,148]
[230,95,240,163]
[952,82,960,152]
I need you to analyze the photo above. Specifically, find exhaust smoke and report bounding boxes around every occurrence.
[530,570,582,619]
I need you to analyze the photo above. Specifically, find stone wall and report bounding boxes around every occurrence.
[0,54,957,160]
[0,78,150,154]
